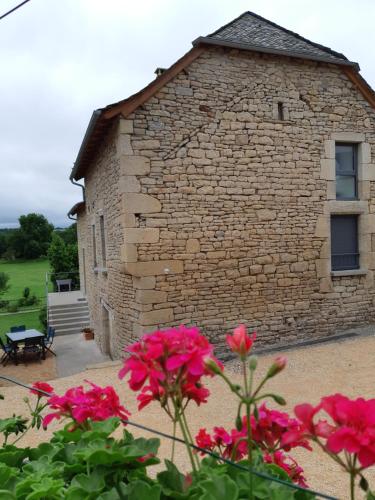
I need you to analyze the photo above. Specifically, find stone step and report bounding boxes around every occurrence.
[49,310,89,320]
[53,325,88,336]
[49,314,90,326]
[51,318,90,330]
[49,302,88,313]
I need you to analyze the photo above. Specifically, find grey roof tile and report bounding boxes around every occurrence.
[195,12,352,65]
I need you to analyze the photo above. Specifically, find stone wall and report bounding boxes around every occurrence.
[78,46,375,357]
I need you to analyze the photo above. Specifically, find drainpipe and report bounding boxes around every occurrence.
[67,174,85,221]
[67,108,102,219]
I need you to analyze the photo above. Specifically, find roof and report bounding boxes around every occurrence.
[71,12,374,181]
[67,201,85,218]
[192,11,356,67]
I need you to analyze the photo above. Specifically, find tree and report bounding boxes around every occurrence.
[0,234,7,257]
[57,223,77,246]
[10,213,54,259]
[48,234,79,290]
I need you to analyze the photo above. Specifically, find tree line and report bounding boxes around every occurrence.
[0,213,79,288]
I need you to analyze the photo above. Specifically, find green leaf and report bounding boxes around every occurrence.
[84,418,120,438]
[26,477,65,499]
[22,456,65,479]
[28,442,63,461]
[198,474,239,500]
[52,426,84,444]
[0,490,15,500]
[0,446,28,467]
[0,463,18,489]
[96,489,120,500]
[157,459,186,495]
[70,473,106,493]
[124,480,161,500]
[15,476,65,499]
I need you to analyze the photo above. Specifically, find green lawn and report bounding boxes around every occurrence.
[0,310,43,340]
[0,258,51,301]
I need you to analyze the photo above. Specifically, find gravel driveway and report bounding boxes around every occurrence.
[0,334,374,499]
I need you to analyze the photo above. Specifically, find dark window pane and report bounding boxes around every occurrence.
[336,175,356,199]
[335,144,355,173]
[331,215,359,271]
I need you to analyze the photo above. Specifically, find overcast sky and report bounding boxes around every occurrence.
[0,0,374,228]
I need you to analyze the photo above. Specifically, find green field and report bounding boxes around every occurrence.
[0,311,43,339]
[0,258,51,301]
[0,259,49,339]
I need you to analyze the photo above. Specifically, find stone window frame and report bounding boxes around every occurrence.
[91,207,108,275]
[272,100,290,121]
[317,133,375,289]
[99,213,107,270]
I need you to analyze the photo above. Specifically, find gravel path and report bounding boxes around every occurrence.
[0,334,374,499]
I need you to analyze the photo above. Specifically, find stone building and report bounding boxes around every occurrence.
[68,12,375,358]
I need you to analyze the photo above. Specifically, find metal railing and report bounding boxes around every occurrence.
[0,375,338,500]
[45,271,80,326]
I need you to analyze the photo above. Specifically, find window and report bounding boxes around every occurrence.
[99,215,107,267]
[335,143,357,200]
[277,102,284,121]
[331,215,359,271]
[92,225,97,268]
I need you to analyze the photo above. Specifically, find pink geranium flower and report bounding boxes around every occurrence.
[264,451,308,487]
[119,326,220,411]
[295,394,375,469]
[30,381,54,397]
[43,381,130,429]
[226,324,256,359]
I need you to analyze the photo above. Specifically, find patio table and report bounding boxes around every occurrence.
[6,329,46,365]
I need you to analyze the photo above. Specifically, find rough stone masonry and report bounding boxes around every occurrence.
[74,32,375,359]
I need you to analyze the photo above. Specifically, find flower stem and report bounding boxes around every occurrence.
[350,472,355,500]
[243,361,254,500]
[181,408,200,469]
[171,418,177,462]
[178,414,197,473]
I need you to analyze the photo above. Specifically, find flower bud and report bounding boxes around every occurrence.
[23,396,29,403]
[204,357,223,375]
[270,394,286,406]
[235,414,243,431]
[266,356,287,379]
[248,355,258,371]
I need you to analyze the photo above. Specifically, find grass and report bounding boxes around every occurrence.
[0,258,51,301]
[0,259,48,339]
[0,310,43,340]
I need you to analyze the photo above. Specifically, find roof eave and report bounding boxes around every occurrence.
[67,201,85,217]
[192,37,360,70]
[70,109,104,181]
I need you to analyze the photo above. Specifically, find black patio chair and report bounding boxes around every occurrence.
[10,325,26,333]
[0,338,15,366]
[22,337,42,361]
[43,327,56,356]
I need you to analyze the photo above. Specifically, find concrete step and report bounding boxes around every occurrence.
[51,319,90,330]
[48,299,90,336]
[49,302,88,313]
[49,314,90,326]
[49,310,89,321]
[54,325,88,336]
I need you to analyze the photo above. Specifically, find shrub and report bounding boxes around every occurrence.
[0,300,9,309]
[6,303,18,313]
